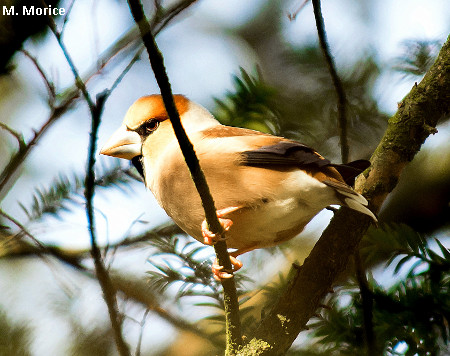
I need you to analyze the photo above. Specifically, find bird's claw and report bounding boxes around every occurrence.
[212,255,243,281]
[201,206,240,245]
[201,218,232,245]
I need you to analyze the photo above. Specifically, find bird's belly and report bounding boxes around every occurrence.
[223,197,320,250]
[149,154,335,250]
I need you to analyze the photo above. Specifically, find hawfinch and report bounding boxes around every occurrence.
[101,95,376,279]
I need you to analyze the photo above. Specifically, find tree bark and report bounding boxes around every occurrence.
[238,34,450,356]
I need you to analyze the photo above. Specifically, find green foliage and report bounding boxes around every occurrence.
[362,224,450,275]
[393,40,441,77]
[18,173,83,221]
[261,271,290,303]
[292,224,449,355]
[0,311,31,356]
[146,232,255,337]
[18,160,138,222]
[147,234,217,297]
[279,45,388,157]
[213,67,280,134]
[147,233,251,300]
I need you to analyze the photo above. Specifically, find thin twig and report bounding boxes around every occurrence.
[39,2,131,353]
[354,251,376,356]
[0,0,197,201]
[39,0,95,111]
[288,0,310,21]
[2,220,181,261]
[0,209,52,256]
[311,0,349,163]
[126,0,242,353]
[21,49,56,101]
[109,47,144,94]
[83,92,131,356]
[135,309,150,356]
[0,209,78,293]
[0,96,77,197]
[0,123,25,149]
[151,0,199,34]
[61,0,76,34]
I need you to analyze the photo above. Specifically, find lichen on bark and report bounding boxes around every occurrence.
[238,34,450,356]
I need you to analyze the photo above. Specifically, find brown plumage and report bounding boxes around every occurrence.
[101,95,376,278]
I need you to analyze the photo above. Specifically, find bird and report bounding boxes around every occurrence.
[100,94,376,279]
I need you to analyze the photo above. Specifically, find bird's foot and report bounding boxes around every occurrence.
[201,206,240,245]
[212,255,243,281]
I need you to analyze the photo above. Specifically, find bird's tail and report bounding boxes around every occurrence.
[323,179,377,221]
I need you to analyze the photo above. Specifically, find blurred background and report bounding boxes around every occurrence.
[0,0,449,355]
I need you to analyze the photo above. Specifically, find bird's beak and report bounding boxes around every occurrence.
[100,125,141,160]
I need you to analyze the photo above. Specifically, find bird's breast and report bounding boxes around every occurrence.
[143,141,339,250]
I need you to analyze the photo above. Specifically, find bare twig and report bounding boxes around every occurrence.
[38,1,131,353]
[0,208,79,294]
[135,309,150,356]
[151,0,199,34]
[0,95,77,198]
[109,47,144,94]
[288,0,310,21]
[61,0,76,34]
[83,92,131,356]
[355,251,376,356]
[39,0,95,110]
[0,123,25,149]
[311,0,349,163]
[21,49,56,101]
[126,0,242,353]
[0,0,198,201]
[2,221,182,261]
[0,209,52,256]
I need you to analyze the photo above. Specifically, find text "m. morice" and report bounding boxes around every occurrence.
[3,6,66,16]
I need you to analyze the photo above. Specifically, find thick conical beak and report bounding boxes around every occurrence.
[100,125,141,160]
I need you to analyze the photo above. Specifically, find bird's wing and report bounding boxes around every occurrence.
[238,139,376,220]
[240,140,369,185]
[240,141,330,168]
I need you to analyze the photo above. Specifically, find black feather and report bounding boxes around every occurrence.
[331,160,371,185]
[132,155,145,179]
[241,141,331,168]
[240,141,370,185]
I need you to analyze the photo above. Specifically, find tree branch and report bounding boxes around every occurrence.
[238,34,450,355]
[38,2,133,353]
[312,0,349,163]
[21,49,56,101]
[0,223,223,348]
[0,95,77,198]
[354,251,376,355]
[83,92,131,356]
[0,0,200,201]
[126,0,242,353]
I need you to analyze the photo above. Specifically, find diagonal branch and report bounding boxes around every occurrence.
[40,3,133,354]
[0,233,224,349]
[84,93,131,356]
[312,0,349,163]
[0,95,77,198]
[126,0,242,354]
[238,34,450,355]
[21,49,56,101]
[0,0,201,201]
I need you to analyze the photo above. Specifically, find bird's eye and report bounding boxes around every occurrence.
[138,119,160,136]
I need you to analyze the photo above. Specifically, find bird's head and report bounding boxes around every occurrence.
[100,94,219,161]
